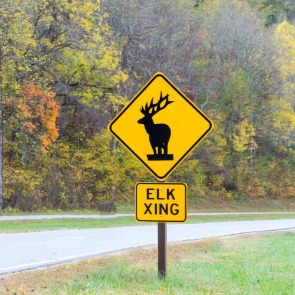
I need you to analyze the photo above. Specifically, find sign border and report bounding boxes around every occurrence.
[135,182,187,223]
[108,72,214,181]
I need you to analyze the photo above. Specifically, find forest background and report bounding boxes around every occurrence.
[0,0,294,212]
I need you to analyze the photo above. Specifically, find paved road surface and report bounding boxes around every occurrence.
[0,219,295,275]
[0,214,133,221]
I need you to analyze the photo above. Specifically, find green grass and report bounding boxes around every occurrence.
[48,232,295,294]
[0,217,139,232]
[0,214,295,232]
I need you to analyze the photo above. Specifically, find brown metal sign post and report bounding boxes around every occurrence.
[158,222,167,278]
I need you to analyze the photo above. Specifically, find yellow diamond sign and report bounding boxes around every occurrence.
[108,72,214,181]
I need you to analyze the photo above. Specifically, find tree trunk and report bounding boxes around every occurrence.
[0,47,3,210]
[0,84,3,211]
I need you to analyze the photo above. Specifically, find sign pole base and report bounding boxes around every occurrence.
[158,222,167,279]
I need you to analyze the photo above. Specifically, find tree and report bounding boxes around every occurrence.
[103,0,200,95]
[4,84,60,158]
[187,0,287,192]
[0,0,127,210]
[248,0,295,26]
[272,21,295,153]
[196,1,279,140]
[0,0,35,209]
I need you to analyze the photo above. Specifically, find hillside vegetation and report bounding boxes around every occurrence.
[0,0,294,211]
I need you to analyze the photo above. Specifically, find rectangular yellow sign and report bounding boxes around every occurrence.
[136,183,187,222]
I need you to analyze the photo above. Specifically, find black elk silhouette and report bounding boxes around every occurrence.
[138,92,173,160]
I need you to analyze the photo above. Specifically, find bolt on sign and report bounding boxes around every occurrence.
[108,72,214,181]
[136,183,187,222]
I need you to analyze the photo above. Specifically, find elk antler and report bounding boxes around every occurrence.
[140,92,173,116]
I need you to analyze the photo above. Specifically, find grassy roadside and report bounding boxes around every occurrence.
[1,232,294,294]
[1,214,295,233]
[1,195,295,216]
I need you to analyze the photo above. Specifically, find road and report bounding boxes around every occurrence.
[0,214,133,221]
[0,219,295,275]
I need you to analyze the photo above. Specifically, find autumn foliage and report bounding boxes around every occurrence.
[1,0,294,211]
[20,84,60,153]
